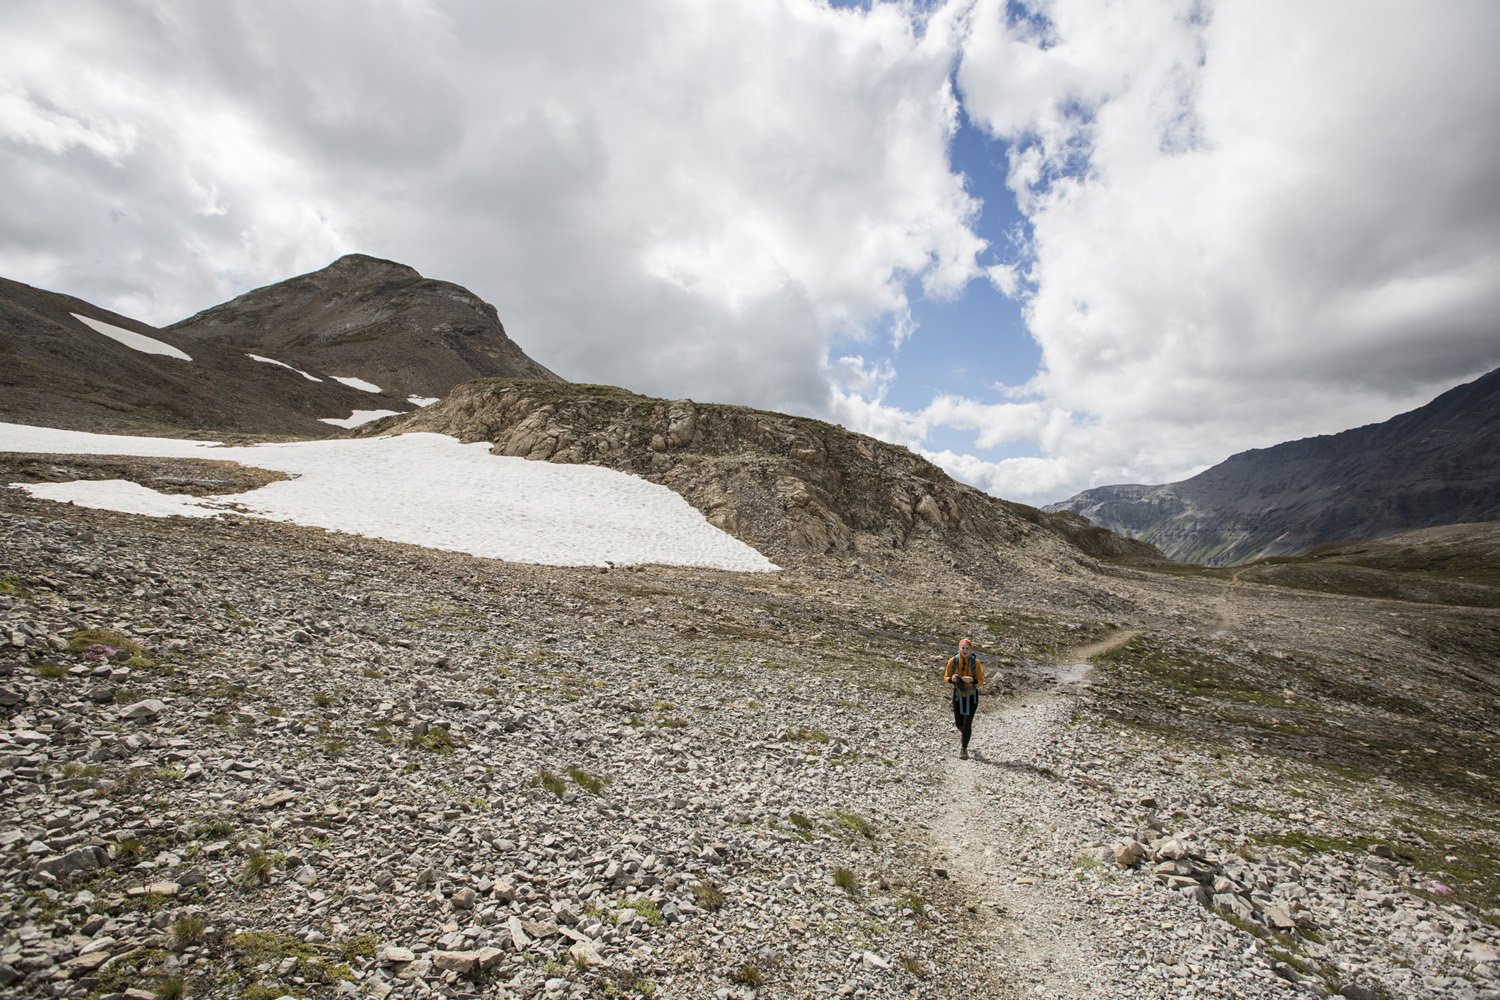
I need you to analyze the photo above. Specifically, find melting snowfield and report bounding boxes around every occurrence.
[0,423,776,572]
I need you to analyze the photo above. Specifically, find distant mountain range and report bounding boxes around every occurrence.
[0,255,560,438]
[1047,368,1500,566]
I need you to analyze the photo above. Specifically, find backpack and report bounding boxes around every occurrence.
[950,652,980,714]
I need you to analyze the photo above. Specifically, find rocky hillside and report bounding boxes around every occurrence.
[359,378,1162,578]
[0,276,403,438]
[1048,366,1500,566]
[167,255,561,402]
[3,458,1497,999]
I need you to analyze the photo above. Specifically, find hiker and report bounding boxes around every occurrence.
[945,637,984,759]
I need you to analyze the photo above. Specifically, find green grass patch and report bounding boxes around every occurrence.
[692,880,726,912]
[829,810,875,839]
[532,769,566,798]
[569,768,610,795]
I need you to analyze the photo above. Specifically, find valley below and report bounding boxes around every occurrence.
[2,456,1498,1000]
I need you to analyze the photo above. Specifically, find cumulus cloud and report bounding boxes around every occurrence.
[939,0,1500,501]
[0,0,984,417]
[5,0,1498,511]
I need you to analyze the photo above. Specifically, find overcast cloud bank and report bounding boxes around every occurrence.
[3,0,1497,505]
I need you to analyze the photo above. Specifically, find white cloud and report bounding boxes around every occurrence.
[5,0,1498,512]
[948,0,1500,499]
[0,0,985,419]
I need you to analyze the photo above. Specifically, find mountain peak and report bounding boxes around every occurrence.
[167,256,560,398]
[321,253,423,282]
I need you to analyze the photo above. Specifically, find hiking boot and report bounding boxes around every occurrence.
[959,747,969,760]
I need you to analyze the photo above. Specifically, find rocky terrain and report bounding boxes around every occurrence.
[361,378,1160,578]
[167,256,561,403]
[3,453,1497,999]
[0,277,409,440]
[3,257,560,439]
[1048,367,1500,566]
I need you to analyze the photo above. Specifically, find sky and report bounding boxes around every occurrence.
[3,0,1498,506]
[0,422,778,571]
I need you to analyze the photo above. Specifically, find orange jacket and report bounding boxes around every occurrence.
[944,653,983,689]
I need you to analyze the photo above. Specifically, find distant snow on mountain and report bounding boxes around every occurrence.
[248,354,322,382]
[72,313,192,361]
[331,376,382,393]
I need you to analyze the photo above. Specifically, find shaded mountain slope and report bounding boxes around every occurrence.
[1233,520,1500,609]
[0,275,400,437]
[167,254,561,401]
[360,378,1163,578]
[1048,367,1500,565]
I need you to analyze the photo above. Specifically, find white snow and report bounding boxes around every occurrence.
[408,395,439,407]
[319,410,402,429]
[71,313,192,362]
[0,422,777,572]
[248,354,322,382]
[331,375,382,393]
[20,479,226,519]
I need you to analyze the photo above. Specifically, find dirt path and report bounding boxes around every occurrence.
[921,629,1139,997]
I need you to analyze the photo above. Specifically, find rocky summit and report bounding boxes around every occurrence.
[1048,367,1500,566]
[2,449,1498,1000]
[167,255,562,403]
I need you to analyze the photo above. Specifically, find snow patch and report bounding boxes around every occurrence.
[319,410,402,429]
[71,313,192,362]
[407,395,439,407]
[331,376,382,393]
[248,354,322,382]
[0,422,776,572]
[16,479,225,519]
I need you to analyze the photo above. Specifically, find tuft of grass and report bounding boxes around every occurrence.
[241,849,274,886]
[532,769,566,798]
[191,819,234,840]
[692,880,726,912]
[170,916,205,951]
[0,572,32,598]
[66,627,140,655]
[630,898,664,926]
[337,935,377,963]
[410,727,456,754]
[568,767,610,795]
[785,726,830,743]
[728,962,764,987]
[832,867,858,893]
[829,810,875,839]
[154,974,187,1000]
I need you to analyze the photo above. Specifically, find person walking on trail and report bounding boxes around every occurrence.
[945,637,984,759]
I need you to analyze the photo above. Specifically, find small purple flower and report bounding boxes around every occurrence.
[84,643,118,660]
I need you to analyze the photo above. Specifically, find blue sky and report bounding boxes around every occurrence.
[870,107,1041,461]
[3,0,1498,506]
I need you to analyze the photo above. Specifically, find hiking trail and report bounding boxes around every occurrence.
[920,628,1139,997]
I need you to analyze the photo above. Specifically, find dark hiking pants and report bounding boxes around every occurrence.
[952,692,977,750]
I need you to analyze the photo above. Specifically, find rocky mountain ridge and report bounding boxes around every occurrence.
[360,378,1161,577]
[1048,367,1500,566]
[167,255,561,402]
[2,256,558,438]
[0,276,402,438]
